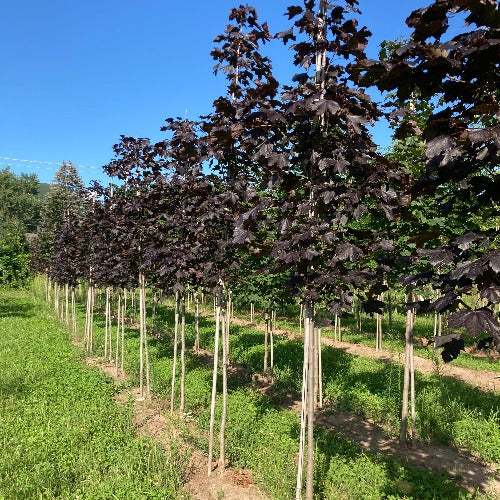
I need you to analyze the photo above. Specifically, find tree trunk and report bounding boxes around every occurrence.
[139,279,144,399]
[208,288,222,476]
[296,303,310,500]
[388,290,393,334]
[410,310,416,444]
[121,289,126,374]
[105,287,110,359]
[194,292,200,352]
[170,290,180,412]
[115,292,121,378]
[270,312,274,380]
[180,294,186,414]
[313,327,319,406]
[141,275,150,398]
[264,316,269,373]
[151,288,157,336]
[299,302,303,336]
[71,287,76,337]
[400,290,414,446]
[54,283,59,319]
[317,327,323,409]
[65,283,69,327]
[305,301,315,500]
[219,297,228,472]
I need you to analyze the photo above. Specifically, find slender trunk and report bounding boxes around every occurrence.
[141,275,150,397]
[270,313,274,379]
[89,285,94,353]
[305,301,315,500]
[388,290,393,334]
[264,318,269,373]
[299,302,303,336]
[180,294,186,414]
[152,288,157,335]
[208,289,222,476]
[71,287,76,337]
[139,273,151,398]
[65,283,69,327]
[139,278,144,398]
[226,291,231,359]
[115,293,121,378]
[400,290,414,446]
[250,302,254,323]
[317,327,323,408]
[85,287,90,350]
[121,289,126,374]
[105,287,110,358]
[54,283,59,319]
[295,304,310,500]
[170,291,180,412]
[194,292,200,352]
[410,336,416,444]
[313,327,319,406]
[219,298,228,471]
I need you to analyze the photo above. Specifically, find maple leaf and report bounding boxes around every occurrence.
[448,309,500,338]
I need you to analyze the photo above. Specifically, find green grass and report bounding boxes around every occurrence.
[73,293,492,498]
[21,284,498,498]
[224,322,500,465]
[234,304,500,373]
[159,301,500,465]
[0,289,188,499]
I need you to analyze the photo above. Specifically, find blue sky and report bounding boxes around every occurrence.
[1,1,430,185]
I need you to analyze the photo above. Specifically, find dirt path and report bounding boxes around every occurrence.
[85,357,267,500]
[313,407,499,497]
[229,316,500,393]
[223,318,499,496]
[84,319,499,498]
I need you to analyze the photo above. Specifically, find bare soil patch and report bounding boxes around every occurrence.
[86,356,267,500]
[230,316,500,393]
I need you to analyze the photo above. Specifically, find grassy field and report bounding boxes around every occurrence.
[233,304,500,373]
[70,290,497,498]
[0,289,187,499]
[8,284,498,498]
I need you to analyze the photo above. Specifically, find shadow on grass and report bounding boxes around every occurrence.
[0,296,37,318]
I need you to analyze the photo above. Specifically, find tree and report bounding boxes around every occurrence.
[357,0,500,348]
[0,168,41,286]
[0,168,41,232]
[35,162,87,273]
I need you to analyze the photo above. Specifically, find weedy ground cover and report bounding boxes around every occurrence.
[85,297,493,498]
[0,289,187,499]
[234,304,500,373]
[149,300,500,465]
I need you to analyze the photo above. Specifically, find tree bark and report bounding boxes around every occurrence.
[115,292,121,378]
[194,292,200,352]
[219,297,228,472]
[180,294,186,414]
[170,290,180,412]
[305,301,315,500]
[400,289,414,446]
[295,303,310,500]
[121,289,126,374]
[71,287,76,337]
[208,288,222,476]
